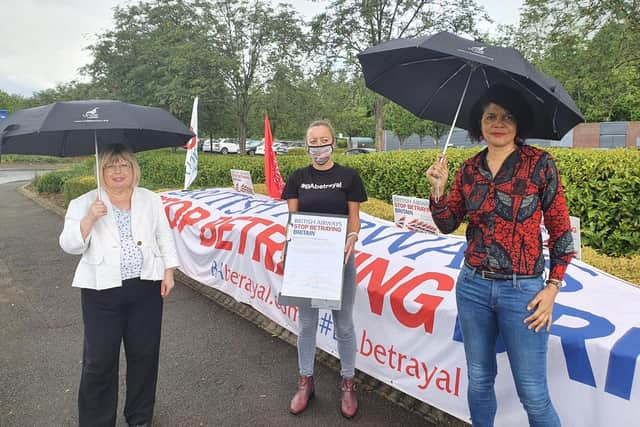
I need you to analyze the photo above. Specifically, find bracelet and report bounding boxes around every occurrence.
[347,232,359,241]
[545,279,562,289]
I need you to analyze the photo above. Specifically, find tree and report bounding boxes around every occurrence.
[500,0,640,121]
[25,81,108,108]
[385,103,450,149]
[311,0,489,151]
[85,0,231,135]
[385,102,422,149]
[0,90,26,113]
[420,121,450,146]
[201,0,306,152]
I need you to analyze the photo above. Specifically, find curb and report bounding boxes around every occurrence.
[18,183,468,426]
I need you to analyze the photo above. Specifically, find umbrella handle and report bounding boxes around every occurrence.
[441,67,474,157]
[94,132,101,201]
[435,67,473,204]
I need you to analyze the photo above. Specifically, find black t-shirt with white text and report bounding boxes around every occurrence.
[281,163,367,215]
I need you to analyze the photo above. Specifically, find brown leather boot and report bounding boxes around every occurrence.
[340,377,358,418]
[289,375,314,415]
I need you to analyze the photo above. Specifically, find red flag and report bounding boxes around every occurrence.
[264,115,285,199]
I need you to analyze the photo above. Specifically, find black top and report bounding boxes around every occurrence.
[281,163,368,215]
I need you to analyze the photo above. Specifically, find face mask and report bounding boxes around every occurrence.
[308,143,333,165]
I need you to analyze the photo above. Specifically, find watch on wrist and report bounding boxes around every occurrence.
[545,279,563,289]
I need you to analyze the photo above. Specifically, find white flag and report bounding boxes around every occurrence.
[183,97,199,190]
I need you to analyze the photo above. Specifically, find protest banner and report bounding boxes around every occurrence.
[161,188,639,426]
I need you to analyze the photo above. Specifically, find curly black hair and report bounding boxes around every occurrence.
[468,85,534,142]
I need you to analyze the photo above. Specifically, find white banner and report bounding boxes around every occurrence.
[160,188,640,426]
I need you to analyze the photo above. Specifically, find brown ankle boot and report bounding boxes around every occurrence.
[290,375,314,415]
[340,377,358,418]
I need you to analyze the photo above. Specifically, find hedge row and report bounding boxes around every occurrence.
[63,176,97,207]
[44,147,640,257]
[34,161,93,193]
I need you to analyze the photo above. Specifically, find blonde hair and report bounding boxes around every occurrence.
[306,119,336,143]
[97,144,141,188]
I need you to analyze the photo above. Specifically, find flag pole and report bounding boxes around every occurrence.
[184,97,199,190]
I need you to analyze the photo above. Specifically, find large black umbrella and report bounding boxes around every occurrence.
[358,31,584,147]
[0,100,192,156]
[0,100,193,192]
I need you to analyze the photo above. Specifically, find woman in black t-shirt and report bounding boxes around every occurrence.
[281,120,367,418]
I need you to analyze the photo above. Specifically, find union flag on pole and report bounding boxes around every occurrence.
[264,114,285,199]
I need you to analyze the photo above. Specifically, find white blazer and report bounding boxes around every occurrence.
[59,187,180,290]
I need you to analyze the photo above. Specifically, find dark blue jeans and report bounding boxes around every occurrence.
[456,264,561,427]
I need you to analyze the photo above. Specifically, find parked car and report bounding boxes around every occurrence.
[255,142,288,155]
[202,138,239,154]
[342,148,376,155]
[245,139,263,155]
[279,140,305,148]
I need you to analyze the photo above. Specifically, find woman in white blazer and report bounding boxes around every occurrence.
[59,144,179,427]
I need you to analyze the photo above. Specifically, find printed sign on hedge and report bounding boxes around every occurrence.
[542,216,582,259]
[230,169,254,194]
[392,194,438,234]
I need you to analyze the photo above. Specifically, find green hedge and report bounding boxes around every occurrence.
[63,176,97,207]
[37,147,640,257]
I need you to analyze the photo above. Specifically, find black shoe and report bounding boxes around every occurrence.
[128,423,149,427]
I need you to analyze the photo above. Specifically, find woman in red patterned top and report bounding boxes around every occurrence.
[427,85,574,426]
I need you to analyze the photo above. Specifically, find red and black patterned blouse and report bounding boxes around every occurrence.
[430,144,574,281]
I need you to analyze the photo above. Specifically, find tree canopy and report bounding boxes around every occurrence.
[2,0,639,144]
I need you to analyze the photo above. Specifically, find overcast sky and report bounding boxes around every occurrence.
[1,0,523,97]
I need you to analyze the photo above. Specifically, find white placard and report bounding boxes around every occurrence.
[392,194,438,234]
[542,215,582,259]
[280,212,348,309]
[230,169,254,194]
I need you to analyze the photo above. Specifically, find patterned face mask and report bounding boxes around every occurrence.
[308,143,333,165]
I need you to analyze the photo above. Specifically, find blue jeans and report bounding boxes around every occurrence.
[297,253,357,378]
[456,264,561,427]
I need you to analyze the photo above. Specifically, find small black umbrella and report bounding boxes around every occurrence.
[0,99,193,192]
[358,31,584,149]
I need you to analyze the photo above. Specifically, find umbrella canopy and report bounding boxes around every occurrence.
[0,100,193,156]
[358,31,584,140]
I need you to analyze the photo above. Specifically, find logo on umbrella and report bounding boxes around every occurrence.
[83,108,100,119]
[459,46,494,61]
[74,107,109,123]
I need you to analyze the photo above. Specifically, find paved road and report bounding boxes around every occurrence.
[0,168,56,185]
[0,181,430,427]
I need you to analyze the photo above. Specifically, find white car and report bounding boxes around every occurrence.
[201,138,239,154]
[255,142,288,155]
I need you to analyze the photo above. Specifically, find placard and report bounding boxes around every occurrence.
[542,215,582,259]
[279,212,348,309]
[230,169,254,194]
[392,194,438,234]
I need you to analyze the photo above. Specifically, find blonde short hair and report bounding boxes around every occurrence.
[97,144,141,188]
[306,120,336,143]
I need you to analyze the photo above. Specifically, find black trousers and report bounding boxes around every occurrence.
[79,278,163,427]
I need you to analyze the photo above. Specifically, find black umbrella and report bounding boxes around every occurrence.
[358,31,584,150]
[0,99,193,192]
